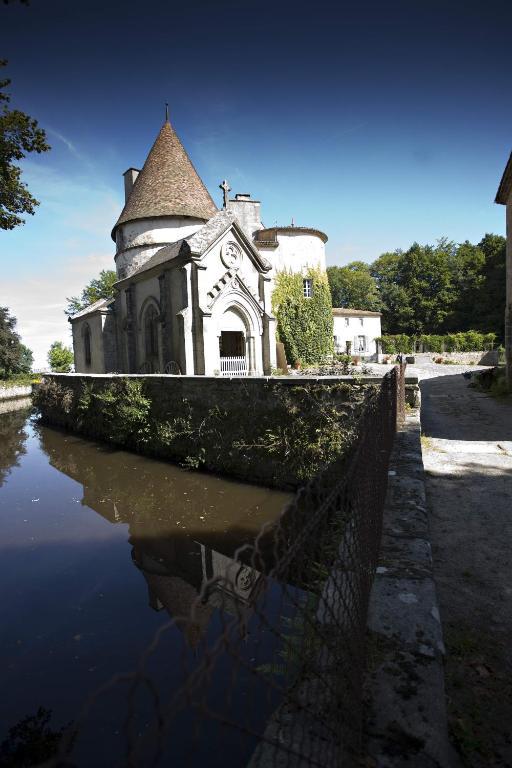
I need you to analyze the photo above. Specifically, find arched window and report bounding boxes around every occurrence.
[83,324,92,366]
[144,304,159,360]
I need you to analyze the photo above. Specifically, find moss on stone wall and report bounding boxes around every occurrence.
[272,268,334,366]
[33,375,371,489]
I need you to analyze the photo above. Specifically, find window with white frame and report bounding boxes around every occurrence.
[360,318,364,326]
[303,278,312,298]
[344,317,349,327]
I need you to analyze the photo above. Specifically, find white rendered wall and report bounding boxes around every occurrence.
[332,315,382,357]
[270,233,326,275]
[115,216,205,279]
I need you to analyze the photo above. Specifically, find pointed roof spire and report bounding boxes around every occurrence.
[112,119,217,239]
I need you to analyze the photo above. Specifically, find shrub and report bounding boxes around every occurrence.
[77,379,152,447]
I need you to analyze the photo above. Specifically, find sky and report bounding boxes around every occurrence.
[1,0,511,368]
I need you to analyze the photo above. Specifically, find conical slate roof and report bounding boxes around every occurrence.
[112,120,217,237]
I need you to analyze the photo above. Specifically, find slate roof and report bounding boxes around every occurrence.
[495,151,512,204]
[186,209,237,254]
[69,297,115,321]
[112,121,217,239]
[332,308,381,317]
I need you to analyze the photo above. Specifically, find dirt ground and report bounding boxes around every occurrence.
[420,374,512,767]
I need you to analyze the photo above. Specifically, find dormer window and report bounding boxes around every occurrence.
[303,279,312,298]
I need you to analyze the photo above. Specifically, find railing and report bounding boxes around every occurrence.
[220,355,248,376]
[44,367,405,768]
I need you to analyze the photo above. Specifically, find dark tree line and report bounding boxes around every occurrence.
[327,234,506,341]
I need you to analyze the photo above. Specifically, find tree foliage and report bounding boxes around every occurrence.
[47,341,74,373]
[327,262,382,311]
[364,235,507,340]
[0,306,33,376]
[66,269,117,316]
[272,268,334,365]
[0,60,50,230]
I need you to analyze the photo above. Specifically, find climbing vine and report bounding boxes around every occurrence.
[272,267,333,365]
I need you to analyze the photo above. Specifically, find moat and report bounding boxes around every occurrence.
[0,405,291,767]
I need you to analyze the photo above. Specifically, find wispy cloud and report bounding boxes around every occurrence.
[2,250,113,370]
[44,127,103,175]
[0,148,121,368]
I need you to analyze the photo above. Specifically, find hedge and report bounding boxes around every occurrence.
[375,331,496,354]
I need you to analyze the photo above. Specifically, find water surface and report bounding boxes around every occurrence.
[0,406,291,766]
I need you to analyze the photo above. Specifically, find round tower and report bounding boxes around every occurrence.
[254,225,327,275]
[111,120,217,280]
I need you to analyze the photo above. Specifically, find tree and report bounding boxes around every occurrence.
[473,234,506,340]
[0,60,50,230]
[18,344,33,373]
[327,262,382,311]
[48,342,73,373]
[372,241,455,335]
[66,269,117,315]
[444,240,485,332]
[0,306,33,376]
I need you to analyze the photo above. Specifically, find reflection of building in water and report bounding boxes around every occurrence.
[132,541,262,647]
[39,427,273,646]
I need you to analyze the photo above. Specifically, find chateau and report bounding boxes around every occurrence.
[70,117,328,375]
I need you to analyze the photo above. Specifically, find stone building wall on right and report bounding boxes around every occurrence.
[495,151,512,390]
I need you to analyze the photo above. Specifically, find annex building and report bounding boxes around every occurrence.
[70,117,329,376]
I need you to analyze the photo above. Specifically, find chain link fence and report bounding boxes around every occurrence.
[41,366,405,768]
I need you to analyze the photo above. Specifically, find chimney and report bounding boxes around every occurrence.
[123,168,140,202]
[227,193,262,239]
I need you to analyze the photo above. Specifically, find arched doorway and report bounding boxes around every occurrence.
[218,308,248,375]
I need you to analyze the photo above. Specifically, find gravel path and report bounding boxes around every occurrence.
[420,374,512,767]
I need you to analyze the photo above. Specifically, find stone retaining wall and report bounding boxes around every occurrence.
[411,350,498,365]
[0,384,32,401]
[364,411,455,766]
[35,374,377,489]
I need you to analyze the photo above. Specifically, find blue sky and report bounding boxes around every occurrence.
[1,0,511,368]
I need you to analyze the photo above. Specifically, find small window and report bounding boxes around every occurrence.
[344,317,349,327]
[83,324,91,366]
[303,279,312,298]
[360,318,364,326]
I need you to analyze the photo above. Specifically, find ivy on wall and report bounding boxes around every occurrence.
[272,267,334,365]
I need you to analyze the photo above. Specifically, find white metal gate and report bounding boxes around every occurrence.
[220,356,248,376]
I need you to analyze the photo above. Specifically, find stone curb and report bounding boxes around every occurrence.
[364,411,456,768]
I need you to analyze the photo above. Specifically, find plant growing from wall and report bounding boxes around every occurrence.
[77,379,152,447]
[272,268,333,365]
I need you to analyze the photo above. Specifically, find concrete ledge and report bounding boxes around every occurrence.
[364,412,455,767]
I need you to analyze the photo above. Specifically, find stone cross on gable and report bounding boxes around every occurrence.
[219,179,231,209]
